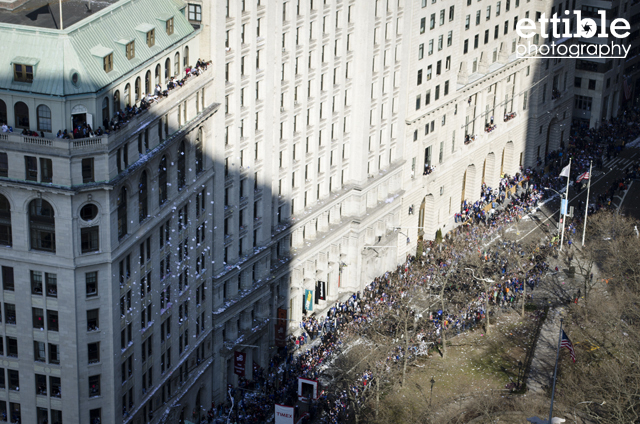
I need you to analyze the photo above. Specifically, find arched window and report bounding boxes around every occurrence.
[183,46,189,67]
[174,52,180,76]
[195,127,204,174]
[114,90,121,112]
[101,97,109,126]
[0,99,7,125]
[14,101,29,129]
[124,84,131,107]
[29,199,55,252]
[135,77,141,102]
[145,70,151,95]
[36,105,52,132]
[177,141,186,190]
[165,58,171,81]
[138,171,148,223]
[158,156,168,206]
[0,194,11,247]
[155,64,161,86]
[117,187,127,239]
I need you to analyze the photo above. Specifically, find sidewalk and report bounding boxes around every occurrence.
[527,306,564,394]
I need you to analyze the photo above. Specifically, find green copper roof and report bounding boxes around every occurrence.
[0,0,194,97]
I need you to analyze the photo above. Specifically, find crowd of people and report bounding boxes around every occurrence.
[199,111,640,423]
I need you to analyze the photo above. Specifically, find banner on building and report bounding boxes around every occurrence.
[315,281,326,303]
[234,351,245,377]
[275,308,288,347]
[304,289,313,312]
[297,377,319,402]
[274,404,294,424]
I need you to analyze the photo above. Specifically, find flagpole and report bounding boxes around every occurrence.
[560,158,571,251]
[548,318,564,424]
[581,161,592,247]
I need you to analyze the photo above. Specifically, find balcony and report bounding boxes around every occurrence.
[484,123,497,134]
[0,66,212,156]
[503,111,517,122]
[464,134,476,145]
[423,165,436,176]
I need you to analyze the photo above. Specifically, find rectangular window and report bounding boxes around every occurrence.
[420,17,426,33]
[34,341,45,362]
[13,64,34,83]
[146,29,155,47]
[418,43,424,59]
[39,158,52,183]
[31,270,43,295]
[86,271,98,297]
[2,267,13,291]
[104,54,113,72]
[50,377,61,397]
[4,304,15,325]
[8,370,18,391]
[464,39,469,54]
[87,309,99,331]
[48,343,59,364]
[89,375,101,397]
[32,307,44,329]
[188,4,202,21]
[46,273,57,297]
[126,41,135,60]
[7,337,17,357]
[82,158,94,183]
[25,156,37,181]
[166,17,174,35]
[435,85,440,100]
[0,153,7,177]
[47,310,58,331]
[88,342,100,364]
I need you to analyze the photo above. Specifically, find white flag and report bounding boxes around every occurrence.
[559,164,571,178]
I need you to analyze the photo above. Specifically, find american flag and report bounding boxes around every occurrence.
[576,171,589,183]
[561,331,576,363]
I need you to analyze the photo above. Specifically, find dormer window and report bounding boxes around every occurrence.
[166,18,174,35]
[126,41,135,60]
[103,54,113,73]
[13,64,34,83]
[147,29,156,47]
